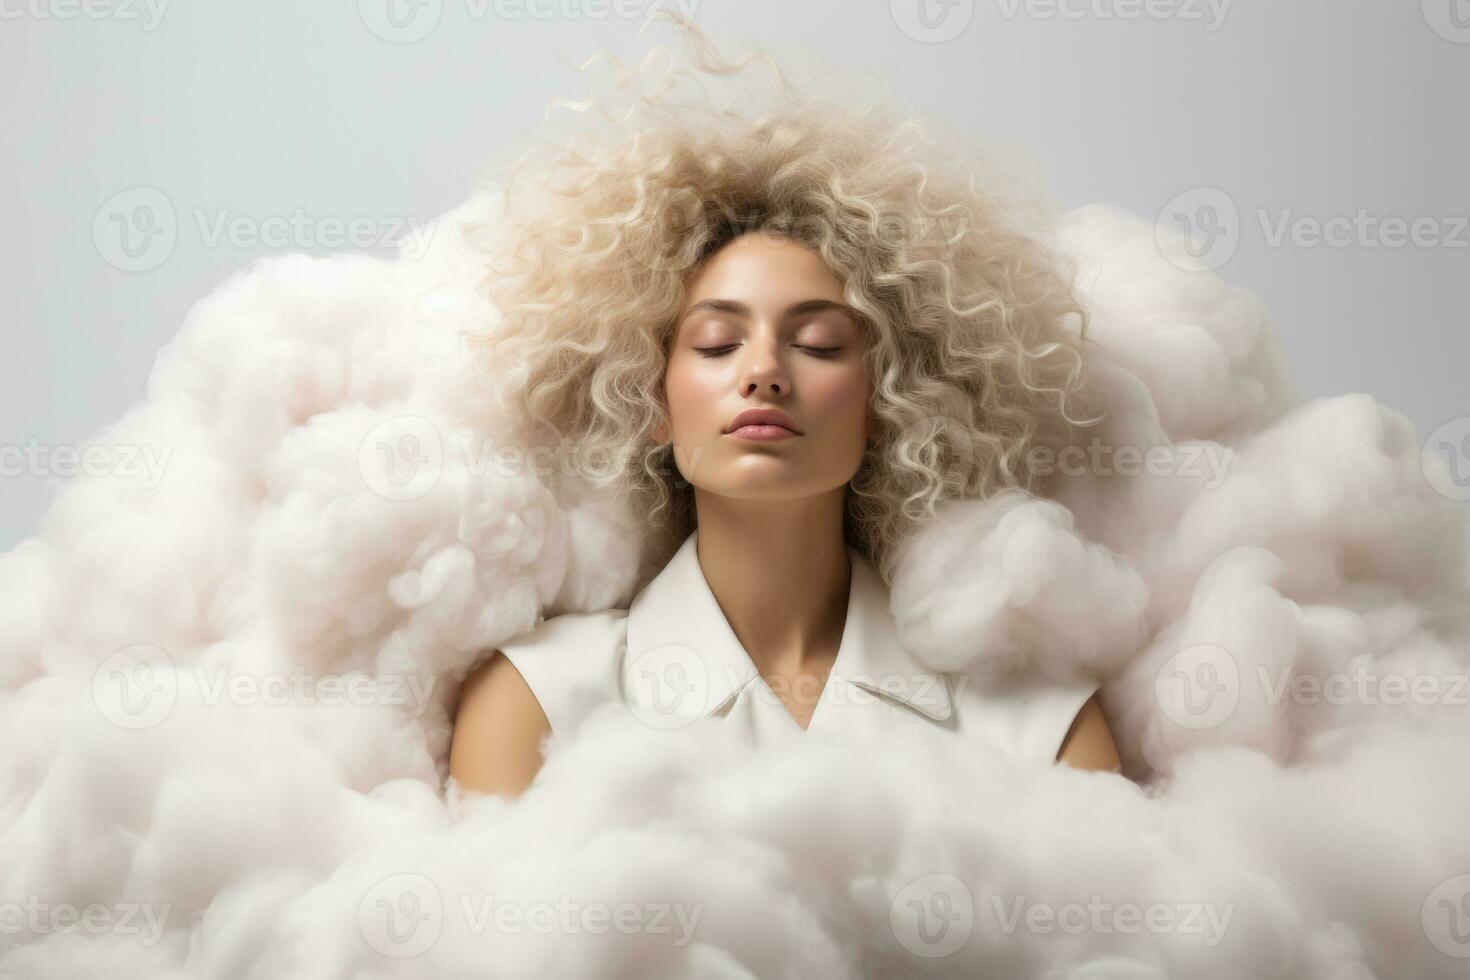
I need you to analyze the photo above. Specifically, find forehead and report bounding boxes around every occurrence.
[680,231,844,308]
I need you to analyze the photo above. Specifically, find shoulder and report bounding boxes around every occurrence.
[949,670,1102,766]
[451,609,630,795]
[500,607,629,651]
[493,609,630,737]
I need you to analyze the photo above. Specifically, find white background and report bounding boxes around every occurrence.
[3,0,1467,550]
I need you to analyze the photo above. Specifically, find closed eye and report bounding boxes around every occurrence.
[693,344,845,358]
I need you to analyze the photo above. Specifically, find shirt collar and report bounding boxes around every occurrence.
[622,530,954,727]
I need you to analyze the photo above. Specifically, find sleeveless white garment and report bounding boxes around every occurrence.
[497,530,1101,766]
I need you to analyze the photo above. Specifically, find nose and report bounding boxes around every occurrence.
[739,336,790,398]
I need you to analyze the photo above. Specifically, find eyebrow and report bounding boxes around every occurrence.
[678,298,860,324]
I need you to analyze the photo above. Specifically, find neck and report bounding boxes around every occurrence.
[690,486,851,673]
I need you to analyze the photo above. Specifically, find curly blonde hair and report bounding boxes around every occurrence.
[463,14,1105,583]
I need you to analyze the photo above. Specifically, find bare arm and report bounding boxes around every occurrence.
[449,651,552,798]
[1055,692,1123,773]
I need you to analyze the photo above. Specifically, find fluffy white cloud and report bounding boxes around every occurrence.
[3,191,1467,978]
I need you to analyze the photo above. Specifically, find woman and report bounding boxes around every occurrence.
[450,21,1121,797]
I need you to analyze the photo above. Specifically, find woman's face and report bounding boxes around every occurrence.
[659,230,873,502]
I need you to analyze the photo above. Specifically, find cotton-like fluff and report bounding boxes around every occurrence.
[2,196,1468,980]
[888,492,1149,681]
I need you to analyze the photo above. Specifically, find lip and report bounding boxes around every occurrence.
[724,407,802,440]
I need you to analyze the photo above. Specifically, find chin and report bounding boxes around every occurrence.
[699,481,816,502]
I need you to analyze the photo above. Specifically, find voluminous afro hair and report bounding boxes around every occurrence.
[464,12,1106,582]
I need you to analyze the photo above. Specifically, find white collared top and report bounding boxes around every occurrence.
[498,530,1100,765]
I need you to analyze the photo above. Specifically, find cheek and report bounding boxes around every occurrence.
[663,360,724,438]
[807,367,872,438]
